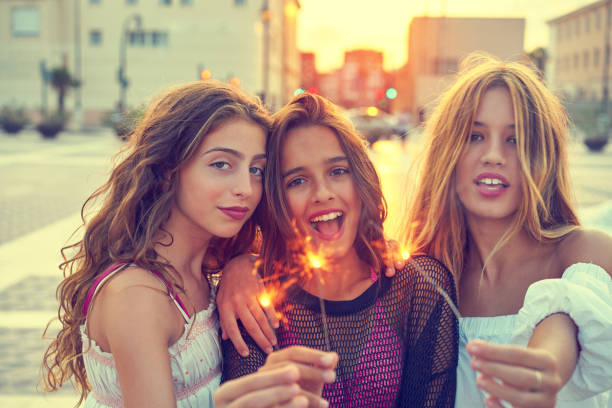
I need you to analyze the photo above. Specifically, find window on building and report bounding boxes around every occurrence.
[11,6,40,37]
[585,14,590,33]
[575,19,580,35]
[90,0,101,4]
[565,56,570,72]
[235,0,246,6]
[566,22,571,39]
[574,53,579,69]
[584,50,589,68]
[90,29,102,46]
[126,0,138,4]
[594,48,600,66]
[181,0,193,4]
[159,0,171,5]
[129,30,168,47]
[151,31,168,47]
[596,11,601,30]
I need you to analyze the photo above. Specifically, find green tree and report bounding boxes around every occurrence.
[49,66,80,115]
[527,47,548,77]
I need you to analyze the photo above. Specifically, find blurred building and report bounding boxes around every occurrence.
[338,49,385,108]
[0,0,300,125]
[548,0,610,101]
[300,51,317,92]
[397,16,525,118]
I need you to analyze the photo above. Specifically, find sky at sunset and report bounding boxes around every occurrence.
[297,0,597,72]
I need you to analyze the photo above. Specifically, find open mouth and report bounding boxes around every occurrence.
[309,211,345,237]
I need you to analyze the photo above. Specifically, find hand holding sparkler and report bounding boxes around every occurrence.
[214,364,309,408]
[260,346,338,408]
[218,253,279,356]
[383,239,409,277]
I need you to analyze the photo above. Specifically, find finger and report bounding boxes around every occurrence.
[248,301,278,347]
[215,365,300,406]
[226,384,302,408]
[259,361,336,384]
[483,395,505,408]
[476,373,551,408]
[266,346,338,369]
[471,357,556,392]
[240,308,274,354]
[222,313,250,357]
[263,303,280,329]
[467,340,556,371]
[299,389,330,408]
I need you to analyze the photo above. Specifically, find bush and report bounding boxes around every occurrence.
[110,106,145,141]
[36,112,66,139]
[0,105,29,134]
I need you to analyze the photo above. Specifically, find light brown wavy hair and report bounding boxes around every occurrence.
[262,93,387,279]
[401,53,580,285]
[42,80,270,405]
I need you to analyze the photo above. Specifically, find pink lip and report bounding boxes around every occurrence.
[473,172,510,198]
[219,206,249,221]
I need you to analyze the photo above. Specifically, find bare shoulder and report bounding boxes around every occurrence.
[91,266,180,350]
[557,228,612,275]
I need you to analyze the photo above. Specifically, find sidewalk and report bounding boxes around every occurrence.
[0,214,82,407]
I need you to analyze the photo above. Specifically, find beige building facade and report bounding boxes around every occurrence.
[1,0,300,125]
[398,16,525,117]
[548,0,610,101]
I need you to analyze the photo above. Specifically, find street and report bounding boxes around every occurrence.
[0,129,611,407]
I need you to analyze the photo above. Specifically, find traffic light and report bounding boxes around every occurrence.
[200,69,211,81]
[385,87,398,100]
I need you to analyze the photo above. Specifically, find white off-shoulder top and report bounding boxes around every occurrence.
[456,263,612,408]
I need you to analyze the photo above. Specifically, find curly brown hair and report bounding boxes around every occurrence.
[42,80,270,405]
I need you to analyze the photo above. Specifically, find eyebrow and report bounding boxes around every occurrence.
[203,147,266,161]
[473,121,515,129]
[282,156,348,178]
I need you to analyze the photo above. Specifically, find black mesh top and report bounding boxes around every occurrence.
[222,255,458,408]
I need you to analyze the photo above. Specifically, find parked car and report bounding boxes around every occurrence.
[345,107,395,144]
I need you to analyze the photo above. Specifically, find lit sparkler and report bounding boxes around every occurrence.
[307,252,331,352]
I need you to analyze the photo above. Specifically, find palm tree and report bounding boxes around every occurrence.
[49,66,80,115]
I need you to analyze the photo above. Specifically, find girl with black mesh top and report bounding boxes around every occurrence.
[216,93,458,408]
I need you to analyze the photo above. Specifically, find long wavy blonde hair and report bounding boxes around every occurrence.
[42,80,270,405]
[401,53,579,284]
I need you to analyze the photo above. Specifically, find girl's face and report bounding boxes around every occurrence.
[172,118,266,239]
[455,87,522,222]
[281,125,362,259]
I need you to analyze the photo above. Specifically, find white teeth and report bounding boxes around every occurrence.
[479,178,504,186]
[310,211,343,223]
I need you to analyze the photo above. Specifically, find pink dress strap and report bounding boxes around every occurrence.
[82,261,191,322]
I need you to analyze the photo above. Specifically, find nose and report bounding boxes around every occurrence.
[231,168,253,198]
[481,136,506,166]
[312,178,335,203]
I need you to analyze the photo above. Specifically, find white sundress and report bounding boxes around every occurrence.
[456,263,612,408]
[80,263,222,407]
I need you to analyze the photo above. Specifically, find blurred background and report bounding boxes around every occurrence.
[1,0,612,407]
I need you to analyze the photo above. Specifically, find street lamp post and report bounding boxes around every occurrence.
[261,0,270,106]
[118,14,142,113]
